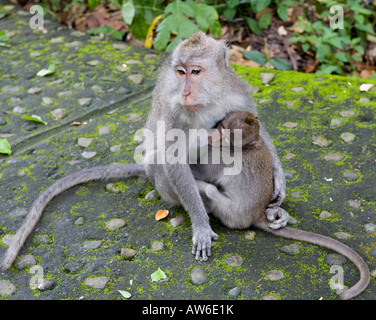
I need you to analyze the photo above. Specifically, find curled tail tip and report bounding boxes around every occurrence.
[340,287,370,300]
[339,281,370,300]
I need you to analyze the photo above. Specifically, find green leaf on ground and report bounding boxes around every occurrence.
[270,58,293,70]
[87,25,125,40]
[36,61,56,77]
[0,29,8,41]
[258,12,272,29]
[118,290,132,299]
[242,50,267,65]
[0,29,10,47]
[0,138,12,155]
[151,268,167,282]
[245,17,261,35]
[121,1,135,25]
[0,12,9,20]
[22,114,48,125]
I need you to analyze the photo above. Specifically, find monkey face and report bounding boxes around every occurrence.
[174,62,207,112]
[171,32,229,114]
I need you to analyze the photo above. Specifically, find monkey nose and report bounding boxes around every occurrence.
[182,83,191,97]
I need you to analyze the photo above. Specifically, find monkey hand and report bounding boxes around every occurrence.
[265,207,289,230]
[192,226,219,261]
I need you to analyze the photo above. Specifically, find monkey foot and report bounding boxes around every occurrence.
[265,207,289,230]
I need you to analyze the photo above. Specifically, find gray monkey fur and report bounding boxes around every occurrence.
[193,111,369,300]
[1,31,288,270]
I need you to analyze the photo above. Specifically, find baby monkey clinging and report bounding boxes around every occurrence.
[193,111,369,300]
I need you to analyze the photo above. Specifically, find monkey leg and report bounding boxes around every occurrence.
[195,180,223,212]
[196,180,255,229]
[146,163,181,206]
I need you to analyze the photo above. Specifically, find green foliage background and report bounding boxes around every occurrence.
[17,0,376,76]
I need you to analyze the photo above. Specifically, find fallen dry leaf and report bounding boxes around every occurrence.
[228,48,243,63]
[155,209,169,221]
[255,7,272,20]
[242,59,261,67]
[71,121,88,126]
[229,45,260,67]
[286,20,304,33]
[359,83,374,92]
[277,26,288,36]
[145,14,163,49]
[304,59,320,73]
[360,69,375,79]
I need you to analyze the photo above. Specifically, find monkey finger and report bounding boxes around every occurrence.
[200,241,210,261]
[194,246,206,261]
[268,222,282,230]
[206,246,212,258]
[276,208,289,225]
[268,194,283,207]
[201,249,208,261]
[265,208,276,223]
[192,241,203,260]
[268,215,288,229]
[267,197,280,208]
[211,231,219,241]
[192,243,198,256]
[268,220,283,230]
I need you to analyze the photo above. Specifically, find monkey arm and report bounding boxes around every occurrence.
[164,163,219,260]
[256,124,289,229]
[257,123,286,203]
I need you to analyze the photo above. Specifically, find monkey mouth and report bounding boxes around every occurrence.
[184,104,203,112]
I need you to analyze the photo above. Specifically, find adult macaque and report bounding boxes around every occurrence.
[144,31,287,261]
[194,111,370,300]
[0,31,287,270]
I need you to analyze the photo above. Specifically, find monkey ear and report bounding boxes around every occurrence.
[245,115,257,125]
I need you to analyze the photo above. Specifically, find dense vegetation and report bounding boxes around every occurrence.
[6,0,376,77]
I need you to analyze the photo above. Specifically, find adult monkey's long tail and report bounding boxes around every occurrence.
[0,163,146,271]
[255,220,370,300]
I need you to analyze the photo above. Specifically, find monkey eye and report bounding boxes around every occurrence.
[191,69,201,75]
[175,67,186,76]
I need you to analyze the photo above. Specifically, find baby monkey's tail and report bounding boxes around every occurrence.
[255,220,370,300]
[0,163,146,271]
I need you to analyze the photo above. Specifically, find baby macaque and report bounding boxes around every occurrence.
[193,111,369,300]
